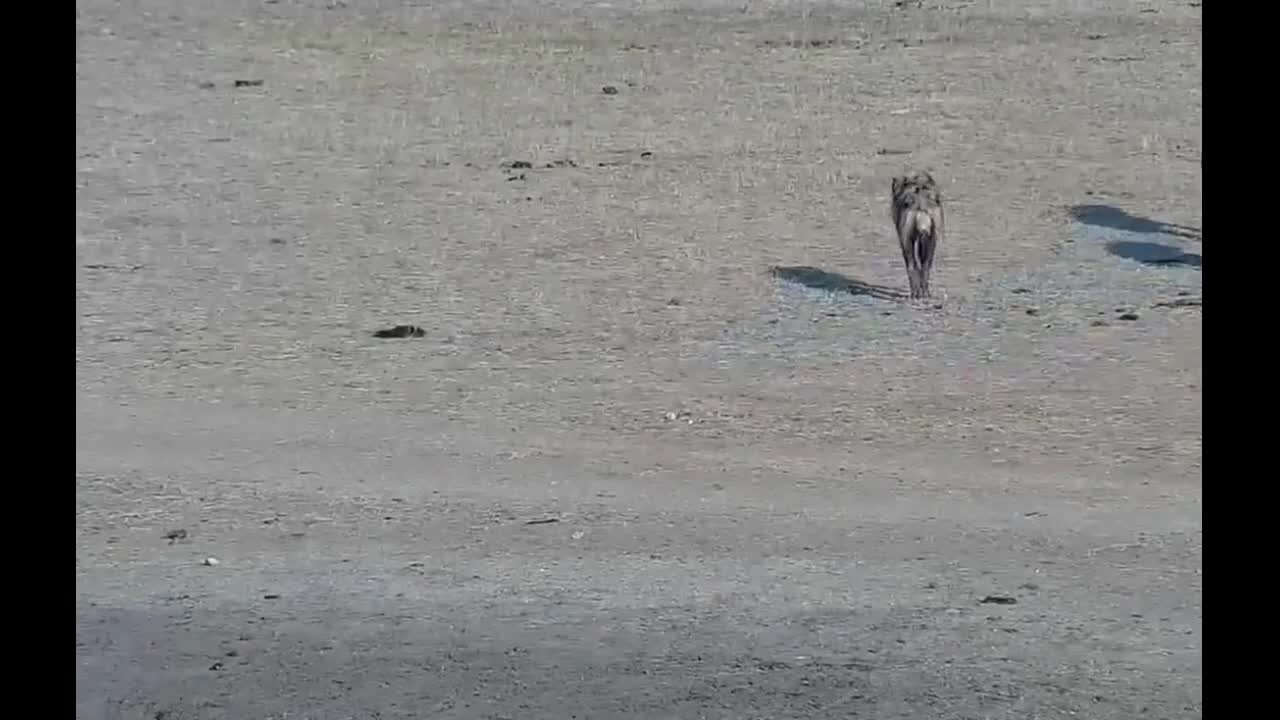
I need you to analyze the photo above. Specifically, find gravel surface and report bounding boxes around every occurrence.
[78,1,1201,718]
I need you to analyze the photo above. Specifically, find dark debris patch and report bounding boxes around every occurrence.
[84,263,144,272]
[1154,296,1201,309]
[373,325,426,339]
[759,38,843,49]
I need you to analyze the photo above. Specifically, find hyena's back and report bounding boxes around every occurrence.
[891,172,943,233]
[890,171,944,298]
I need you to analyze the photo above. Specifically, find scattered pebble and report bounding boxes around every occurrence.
[501,160,533,170]
[262,594,281,600]
[524,517,560,526]
[1024,308,1039,316]
[1117,312,1140,321]
[601,85,619,95]
[202,557,221,567]
[164,529,188,544]
[233,79,264,88]
[979,595,1018,605]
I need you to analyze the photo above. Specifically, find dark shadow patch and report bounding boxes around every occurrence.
[770,266,905,301]
[1068,204,1200,240]
[1105,240,1202,269]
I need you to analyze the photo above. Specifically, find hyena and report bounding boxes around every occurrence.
[890,171,945,299]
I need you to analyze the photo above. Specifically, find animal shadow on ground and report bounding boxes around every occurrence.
[1105,240,1202,268]
[1069,204,1201,240]
[1068,204,1202,269]
[770,266,906,301]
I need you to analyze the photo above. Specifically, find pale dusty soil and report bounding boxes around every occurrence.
[77,1,1201,718]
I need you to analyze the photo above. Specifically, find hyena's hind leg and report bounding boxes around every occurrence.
[914,231,937,299]
[899,240,921,298]
[901,228,933,300]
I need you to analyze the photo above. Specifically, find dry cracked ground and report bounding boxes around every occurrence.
[77,1,1201,718]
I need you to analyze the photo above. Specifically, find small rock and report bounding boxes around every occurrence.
[601,85,619,95]
[524,517,560,526]
[262,594,281,600]
[640,151,654,159]
[667,298,682,306]
[164,529,188,544]
[1011,287,1030,294]
[233,79,264,88]
[202,557,221,567]
[1117,312,1140,321]
[501,160,533,170]
[979,595,1018,605]
[1091,319,1109,327]
[209,661,224,671]
[570,530,586,540]
[1025,308,1039,316]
